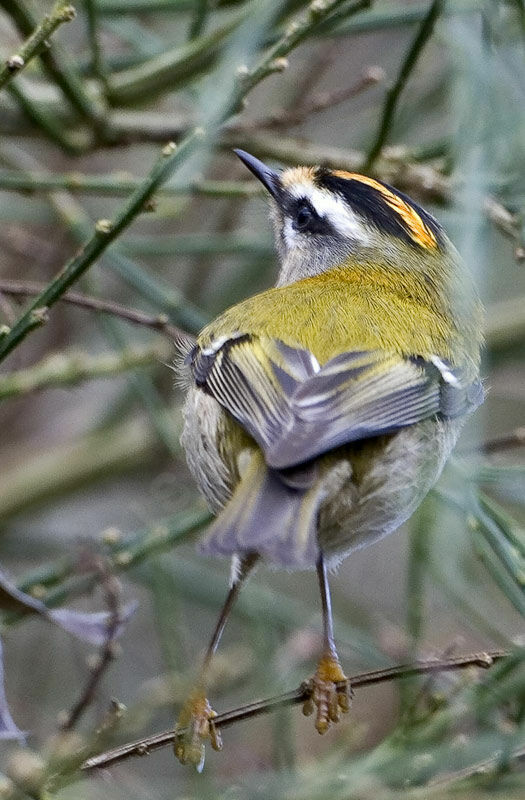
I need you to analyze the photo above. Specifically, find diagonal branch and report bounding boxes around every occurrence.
[0,0,102,122]
[60,559,122,731]
[0,2,76,92]
[0,130,203,364]
[365,0,445,169]
[82,649,509,771]
[0,279,191,341]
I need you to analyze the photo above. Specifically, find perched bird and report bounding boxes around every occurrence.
[175,149,483,768]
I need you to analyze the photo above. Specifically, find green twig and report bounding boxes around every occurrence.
[106,15,242,106]
[0,129,203,363]
[47,187,209,332]
[0,0,103,123]
[6,81,89,154]
[0,168,260,198]
[365,0,445,170]
[188,0,210,40]
[84,0,107,87]
[0,343,171,399]
[0,1,76,91]
[6,507,212,617]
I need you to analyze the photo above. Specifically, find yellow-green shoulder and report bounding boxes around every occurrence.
[198,264,481,371]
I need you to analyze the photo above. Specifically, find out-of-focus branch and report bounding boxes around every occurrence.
[0,279,190,340]
[0,343,171,400]
[6,81,88,154]
[485,296,525,352]
[428,744,525,788]
[84,0,106,87]
[238,0,372,102]
[81,649,509,771]
[0,130,203,363]
[0,417,161,522]
[233,65,385,131]
[221,130,452,201]
[60,560,122,731]
[105,14,242,106]
[0,0,103,122]
[484,197,525,260]
[0,2,76,91]
[365,0,445,169]
[0,168,261,198]
[4,506,212,616]
[458,427,525,457]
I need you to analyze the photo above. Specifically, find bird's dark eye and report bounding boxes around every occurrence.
[295,203,314,231]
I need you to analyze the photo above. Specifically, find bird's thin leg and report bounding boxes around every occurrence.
[175,552,258,768]
[302,552,352,733]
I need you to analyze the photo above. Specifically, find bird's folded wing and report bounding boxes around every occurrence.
[190,336,483,470]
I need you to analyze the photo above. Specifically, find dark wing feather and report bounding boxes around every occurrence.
[191,337,482,470]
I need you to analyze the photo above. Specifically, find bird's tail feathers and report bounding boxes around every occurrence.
[199,451,324,569]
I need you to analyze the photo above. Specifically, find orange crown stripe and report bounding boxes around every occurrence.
[332,170,438,250]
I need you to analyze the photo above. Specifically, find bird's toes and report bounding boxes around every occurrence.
[174,690,222,771]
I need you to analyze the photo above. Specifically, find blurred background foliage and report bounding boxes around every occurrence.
[0,0,524,797]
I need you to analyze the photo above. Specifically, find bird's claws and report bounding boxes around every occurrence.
[302,653,352,734]
[174,690,222,771]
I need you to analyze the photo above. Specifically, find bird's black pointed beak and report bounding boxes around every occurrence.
[234,149,281,199]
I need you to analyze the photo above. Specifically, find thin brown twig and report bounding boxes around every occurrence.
[457,427,525,456]
[0,291,17,325]
[428,745,525,787]
[0,279,193,342]
[60,559,122,732]
[81,649,509,771]
[234,66,385,132]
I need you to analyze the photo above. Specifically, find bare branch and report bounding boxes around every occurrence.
[60,559,122,731]
[234,66,385,132]
[82,649,509,771]
[458,427,525,457]
[0,131,202,364]
[0,279,192,341]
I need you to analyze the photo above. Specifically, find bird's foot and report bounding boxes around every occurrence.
[174,689,222,770]
[302,653,352,734]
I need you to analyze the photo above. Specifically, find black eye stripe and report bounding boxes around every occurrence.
[284,196,335,236]
[284,196,316,218]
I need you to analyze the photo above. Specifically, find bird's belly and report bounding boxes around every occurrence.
[182,387,462,565]
[318,418,461,564]
[181,387,246,512]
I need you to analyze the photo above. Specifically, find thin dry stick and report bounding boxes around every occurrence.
[61,561,122,732]
[0,279,193,342]
[457,427,525,456]
[429,744,525,787]
[235,66,385,131]
[82,649,508,771]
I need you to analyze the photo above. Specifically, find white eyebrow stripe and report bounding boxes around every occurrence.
[288,183,370,243]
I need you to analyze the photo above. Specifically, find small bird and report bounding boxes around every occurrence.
[174,149,483,768]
